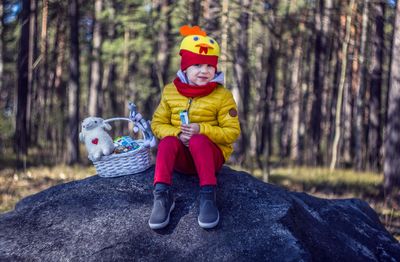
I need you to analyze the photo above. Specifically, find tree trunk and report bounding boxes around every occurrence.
[232,0,252,165]
[310,0,326,165]
[354,0,369,170]
[330,0,355,170]
[203,0,220,37]
[66,0,80,164]
[146,0,173,117]
[122,28,132,118]
[158,0,172,86]
[367,2,385,171]
[279,44,292,160]
[298,8,315,165]
[39,0,50,150]
[289,24,304,162]
[88,0,103,117]
[49,17,66,158]
[256,37,278,181]
[27,0,38,147]
[189,0,201,25]
[102,0,117,118]
[0,0,3,96]
[383,0,400,194]
[15,0,32,167]
[220,0,229,79]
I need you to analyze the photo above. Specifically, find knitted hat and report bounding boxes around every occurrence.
[179,25,220,71]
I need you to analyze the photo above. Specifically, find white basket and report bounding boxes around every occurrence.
[92,118,152,178]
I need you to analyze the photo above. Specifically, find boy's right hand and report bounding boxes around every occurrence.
[178,132,190,147]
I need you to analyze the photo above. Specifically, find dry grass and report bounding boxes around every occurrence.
[0,165,95,213]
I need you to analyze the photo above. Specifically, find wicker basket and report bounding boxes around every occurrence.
[92,117,152,178]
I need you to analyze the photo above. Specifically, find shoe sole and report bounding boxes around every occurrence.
[198,211,219,229]
[149,201,175,230]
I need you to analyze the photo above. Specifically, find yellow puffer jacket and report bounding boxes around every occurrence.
[151,82,241,161]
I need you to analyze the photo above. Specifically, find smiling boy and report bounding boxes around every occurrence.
[149,25,240,230]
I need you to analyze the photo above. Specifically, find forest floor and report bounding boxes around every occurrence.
[0,164,399,241]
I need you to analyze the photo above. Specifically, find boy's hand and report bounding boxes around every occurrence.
[178,132,191,147]
[180,123,200,137]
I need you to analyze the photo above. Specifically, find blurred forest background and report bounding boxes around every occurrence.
[1,0,400,222]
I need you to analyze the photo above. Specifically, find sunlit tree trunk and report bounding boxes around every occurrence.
[220,0,229,79]
[66,0,80,164]
[122,28,132,118]
[384,0,400,194]
[330,0,355,170]
[39,0,50,150]
[102,0,116,117]
[290,24,304,162]
[88,0,103,117]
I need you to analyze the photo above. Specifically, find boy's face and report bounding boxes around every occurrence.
[185,64,216,86]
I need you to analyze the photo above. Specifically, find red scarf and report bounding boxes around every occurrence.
[173,77,218,98]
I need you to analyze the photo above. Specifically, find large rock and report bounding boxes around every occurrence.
[0,166,399,261]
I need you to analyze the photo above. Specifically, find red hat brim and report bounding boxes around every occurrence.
[180,50,218,71]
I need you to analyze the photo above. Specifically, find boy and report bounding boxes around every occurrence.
[149,25,240,229]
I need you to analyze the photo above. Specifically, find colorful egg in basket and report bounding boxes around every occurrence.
[113,136,140,153]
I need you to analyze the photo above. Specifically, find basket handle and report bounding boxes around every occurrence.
[104,117,156,148]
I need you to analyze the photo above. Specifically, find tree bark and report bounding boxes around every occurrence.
[384,0,400,193]
[279,43,292,160]
[354,0,369,170]
[330,0,355,170]
[39,0,50,150]
[88,0,103,117]
[220,0,229,78]
[256,32,278,181]
[27,0,38,146]
[232,0,252,165]
[146,0,173,117]
[310,0,326,165]
[0,0,3,96]
[289,24,304,162]
[367,2,385,171]
[15,0,32,167]
[189,0,201,25]
[203,0,220,37]
[66,0,80,164]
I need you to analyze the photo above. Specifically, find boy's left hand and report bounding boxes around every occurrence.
[181,123,200,137]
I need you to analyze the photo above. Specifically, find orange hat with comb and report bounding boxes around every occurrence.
[178,25,220,71]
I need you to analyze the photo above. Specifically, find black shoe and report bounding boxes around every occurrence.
[198,186,219,229]
[148,183,175,230]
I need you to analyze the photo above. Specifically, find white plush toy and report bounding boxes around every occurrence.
[79,117,115,161]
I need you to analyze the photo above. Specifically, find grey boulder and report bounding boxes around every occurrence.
[0,166,399,261]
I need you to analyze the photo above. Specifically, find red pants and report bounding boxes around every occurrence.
[154,134,224,186]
